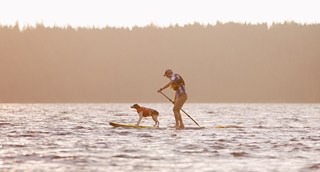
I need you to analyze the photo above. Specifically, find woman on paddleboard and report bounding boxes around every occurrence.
[158,69,187,129]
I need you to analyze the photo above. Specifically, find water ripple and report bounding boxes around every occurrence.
[1,103,319,172]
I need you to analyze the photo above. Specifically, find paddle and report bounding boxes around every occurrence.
[158,91,200,127]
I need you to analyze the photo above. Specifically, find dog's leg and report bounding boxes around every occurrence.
[136,116,142,126]
[152,115,159,127]
[136,112,143,126]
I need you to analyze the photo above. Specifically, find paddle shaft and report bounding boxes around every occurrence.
[159,91,200,127]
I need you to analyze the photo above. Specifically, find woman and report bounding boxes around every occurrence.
[158,69,187,129]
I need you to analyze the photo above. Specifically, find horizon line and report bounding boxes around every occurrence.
[1,21,320,31]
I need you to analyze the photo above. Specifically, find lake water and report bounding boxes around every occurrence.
[1,103,320,172]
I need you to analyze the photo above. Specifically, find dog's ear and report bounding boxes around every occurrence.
[131,104,139,108]
[134,104,140,109]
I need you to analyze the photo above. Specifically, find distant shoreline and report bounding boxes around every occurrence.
[1,21,320,31]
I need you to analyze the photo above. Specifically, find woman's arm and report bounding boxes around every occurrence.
[158,80,173,92]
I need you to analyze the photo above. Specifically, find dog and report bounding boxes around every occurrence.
[131,104,159,127]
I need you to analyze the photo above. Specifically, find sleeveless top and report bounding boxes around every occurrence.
[170,74,186,97]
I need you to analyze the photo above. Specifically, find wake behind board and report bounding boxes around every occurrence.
[109,122,157,129]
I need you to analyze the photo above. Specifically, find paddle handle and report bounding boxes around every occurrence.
[159,91,174,104]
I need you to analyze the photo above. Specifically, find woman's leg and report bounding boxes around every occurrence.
[173,93,187,128]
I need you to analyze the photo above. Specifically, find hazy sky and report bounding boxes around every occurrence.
[0,0,319,28]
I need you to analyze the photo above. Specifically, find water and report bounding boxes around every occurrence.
[1,104,320,172]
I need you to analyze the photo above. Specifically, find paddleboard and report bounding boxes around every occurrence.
[110,122,241,129]
[214,125,243,128]
[109,122,157,128]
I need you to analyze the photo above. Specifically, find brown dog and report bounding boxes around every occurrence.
[131,104,159,127]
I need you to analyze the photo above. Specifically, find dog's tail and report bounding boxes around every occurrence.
[152,110,159,115]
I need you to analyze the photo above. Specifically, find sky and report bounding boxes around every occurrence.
[0,0,319,28]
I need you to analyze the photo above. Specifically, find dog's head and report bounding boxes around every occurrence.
[130,104,140,109]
